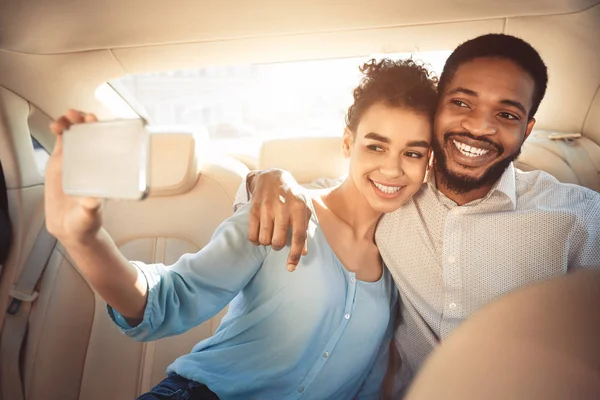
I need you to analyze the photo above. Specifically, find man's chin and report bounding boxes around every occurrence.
[437,155,516,195]
[440,170,492,195]
[432,134,522,196]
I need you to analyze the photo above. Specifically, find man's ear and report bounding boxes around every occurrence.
[424,149,434,183]
[524,118,536,140]
[426,148,434,171]
[342,127,353,158]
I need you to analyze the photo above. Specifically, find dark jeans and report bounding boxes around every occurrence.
[137,374,219,400]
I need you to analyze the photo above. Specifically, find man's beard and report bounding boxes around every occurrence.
[432,131,521,195]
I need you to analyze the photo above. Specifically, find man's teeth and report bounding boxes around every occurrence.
[453,140,490,157]
[373,181,402,194]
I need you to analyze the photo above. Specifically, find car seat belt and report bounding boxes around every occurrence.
[0,222,56,400]
[0,160,12,274]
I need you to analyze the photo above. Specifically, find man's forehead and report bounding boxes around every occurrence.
[444,57,535,109]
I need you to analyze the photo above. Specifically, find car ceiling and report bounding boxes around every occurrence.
[0,0,597,54]
[0,0,599,139]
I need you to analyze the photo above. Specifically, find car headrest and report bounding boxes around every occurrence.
[147,132,203,197]
[258,137,348,184]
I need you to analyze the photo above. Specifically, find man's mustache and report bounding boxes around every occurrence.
[443,131,504,155]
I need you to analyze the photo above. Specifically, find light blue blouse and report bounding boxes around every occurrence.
[108,203,397,399]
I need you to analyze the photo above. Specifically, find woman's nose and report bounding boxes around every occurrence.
[379,156,404,178]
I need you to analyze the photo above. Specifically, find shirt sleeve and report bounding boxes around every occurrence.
[233,172,344,212]
[233,174,252,212]
[107,204,269,342]
[569,194,600,270]
[354,296,398,400]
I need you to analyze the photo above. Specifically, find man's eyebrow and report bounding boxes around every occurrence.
[500,99,527,115]
[446,87,477,97]
[364,132,390,143]
[406,140,430,148]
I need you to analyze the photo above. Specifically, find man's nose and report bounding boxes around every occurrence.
[461,109,498,136]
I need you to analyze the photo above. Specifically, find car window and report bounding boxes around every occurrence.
[32,136,50,174]
[108,50,451,157]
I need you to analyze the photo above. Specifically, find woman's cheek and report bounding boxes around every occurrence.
[408,159,428,182]
[355,149,377,166]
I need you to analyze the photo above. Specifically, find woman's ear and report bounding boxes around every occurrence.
[342,127,353,158]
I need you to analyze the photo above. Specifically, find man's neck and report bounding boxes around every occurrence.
[434,169,495,206]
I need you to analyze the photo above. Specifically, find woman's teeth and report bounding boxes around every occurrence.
[453,140,490,157]
[372,181,402,194]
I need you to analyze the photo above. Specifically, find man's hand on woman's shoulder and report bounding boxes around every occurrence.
[247,169,310,271]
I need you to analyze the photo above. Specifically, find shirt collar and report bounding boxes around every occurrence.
[491,162,517,209]
[426,162,517,210]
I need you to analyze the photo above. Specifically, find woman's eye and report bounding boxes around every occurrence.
[498,112,519,121]
[405,152,424,159]
[367,145,384,152]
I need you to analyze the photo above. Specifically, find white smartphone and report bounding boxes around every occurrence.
[62,119,150,200]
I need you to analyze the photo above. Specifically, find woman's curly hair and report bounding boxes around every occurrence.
[346,58,438,132]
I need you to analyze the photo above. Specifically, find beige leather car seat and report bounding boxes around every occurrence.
[20,133,248,400]
[516,89,600,192]
[0,88,49,400]
[258,137,348,184]
[516,132,600,191]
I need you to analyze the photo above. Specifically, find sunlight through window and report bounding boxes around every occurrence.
[107,51,451,156]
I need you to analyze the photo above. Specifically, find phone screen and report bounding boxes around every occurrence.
[62,119,150,200]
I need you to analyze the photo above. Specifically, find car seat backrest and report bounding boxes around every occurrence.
[258,137,348,184]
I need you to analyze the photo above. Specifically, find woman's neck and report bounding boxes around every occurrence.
[317,178,382,241]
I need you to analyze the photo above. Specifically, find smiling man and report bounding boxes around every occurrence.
[431,40,546,205]
[239,34,600,396]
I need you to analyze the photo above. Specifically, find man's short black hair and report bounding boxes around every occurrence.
[438,34,548,119]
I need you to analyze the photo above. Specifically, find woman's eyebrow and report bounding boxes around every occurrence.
[364,132,389,143]
[406,140,430,148]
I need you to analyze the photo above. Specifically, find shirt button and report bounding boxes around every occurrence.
[448,255,456,263]
[449,302,457,309]
[298,387,304,393]
[323,351,330,358]
[344,313,350,320]
[350,277,356,283]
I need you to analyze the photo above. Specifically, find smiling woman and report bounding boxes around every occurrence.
[36,57,439,400]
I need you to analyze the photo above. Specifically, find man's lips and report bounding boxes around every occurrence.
[445,136,501,168]
[450,137,497,152]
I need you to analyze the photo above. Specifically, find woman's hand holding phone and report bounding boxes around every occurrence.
[47,109,103,245]
[45,109,148,322]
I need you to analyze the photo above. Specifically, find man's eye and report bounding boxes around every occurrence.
[498,112,519,121]
[405,152,424,159]
[367,145,384,152]
[451,100,469,108]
